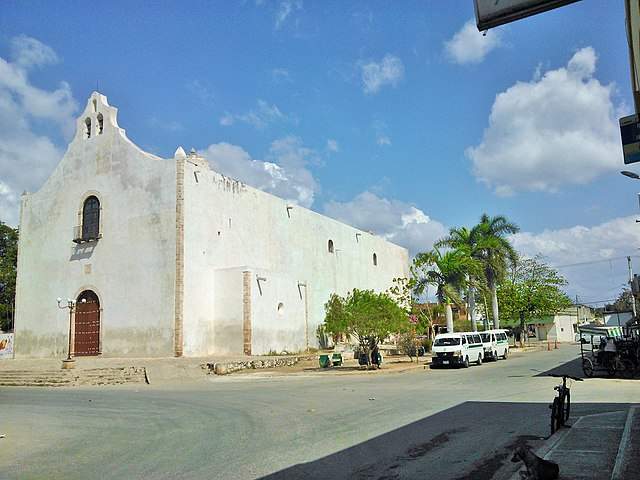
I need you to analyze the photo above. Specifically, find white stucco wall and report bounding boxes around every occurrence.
[14,93,177,357]
[182,159,410,356]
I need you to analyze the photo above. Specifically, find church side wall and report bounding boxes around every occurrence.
[14,96,177,357]
[182,162,410,356]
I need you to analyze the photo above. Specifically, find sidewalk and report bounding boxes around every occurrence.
[510,406,640,480]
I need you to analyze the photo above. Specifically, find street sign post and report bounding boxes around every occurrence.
[620,114,640,165]
[474,0,581,31]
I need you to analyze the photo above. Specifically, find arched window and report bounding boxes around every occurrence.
[82,196,100,240]
[373,253,377,266]
[97,113,104,134]
[85,117,92,138]
[328,239,334,253]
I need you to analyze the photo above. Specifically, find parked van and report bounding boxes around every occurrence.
[431,332,484,368]
[479,329,510,361]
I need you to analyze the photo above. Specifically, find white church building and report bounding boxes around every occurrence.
[14,93,410,358]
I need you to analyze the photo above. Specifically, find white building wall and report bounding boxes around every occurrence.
[182,160,410,356]
[14,93,177,357]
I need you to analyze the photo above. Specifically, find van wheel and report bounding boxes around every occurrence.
[503,349,508,360]
[477,354,482,365]
[463,356,470,368]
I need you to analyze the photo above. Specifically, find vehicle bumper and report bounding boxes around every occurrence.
[432,355,464,367]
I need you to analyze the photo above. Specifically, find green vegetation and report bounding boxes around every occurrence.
[0,221,18,332]
[412,247,479,333]
[323,288,409,365]
[497,256,572,344]
[411,213,571,336]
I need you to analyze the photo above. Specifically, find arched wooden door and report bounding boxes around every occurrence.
[74,290,100,356]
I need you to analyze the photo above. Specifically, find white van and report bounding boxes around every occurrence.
[479,329,510,361]
[431,332,484,368]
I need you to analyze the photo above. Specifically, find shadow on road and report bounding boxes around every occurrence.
[260,400,629,480]
[534,356,640,381]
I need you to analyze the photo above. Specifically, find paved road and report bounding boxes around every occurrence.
[1,345,639,480]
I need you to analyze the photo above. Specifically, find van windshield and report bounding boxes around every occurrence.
[480,333,491,342]
[434,337,460,346]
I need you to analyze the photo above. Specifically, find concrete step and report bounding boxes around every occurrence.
[0,366,148,387]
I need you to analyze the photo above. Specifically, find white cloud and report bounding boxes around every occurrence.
[0,35,77,225]
[323,191,447,256]
[200,135,319,208]
[10,34,59,69]
[360,54,404,94]
[186,80,215,105]
[467,47,623,196]
[511,216,640,302]
[376,135,391,146]
[326,139,339,152]
[271,68,292,83]
[275,0,302,30]
[444,19,501,65]
[219,100,286,129]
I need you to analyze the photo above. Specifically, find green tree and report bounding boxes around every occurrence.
[609,289,635,313]
[323,288,409,366]
[412,247,479,333]
[473,214,519,329]
[0,221,19,332]
[497,256,572,344]
[436,226,489,331]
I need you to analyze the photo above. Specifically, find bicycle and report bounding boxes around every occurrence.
[549,374,583,435]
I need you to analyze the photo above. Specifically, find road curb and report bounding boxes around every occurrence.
[611,406,637,480]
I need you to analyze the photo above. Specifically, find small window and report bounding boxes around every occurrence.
[473,334,482,344]
[462,336,467,345]
[82,196,100,240]
[373,253,377,266]
[85,117,92,138]
[97,113,104,134]
[328,239,334,253]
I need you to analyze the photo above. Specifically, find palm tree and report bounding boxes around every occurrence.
[436,227,485,331]
[473,214,519,329]
[412,247,477,333]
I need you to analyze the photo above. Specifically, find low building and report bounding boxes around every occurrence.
[14,92,410,358]
[503,304,596,343]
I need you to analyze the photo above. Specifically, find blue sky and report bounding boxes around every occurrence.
[1,0,638,304]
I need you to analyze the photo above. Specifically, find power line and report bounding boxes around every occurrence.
[552,255,640,269]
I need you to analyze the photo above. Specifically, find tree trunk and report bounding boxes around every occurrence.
[446,303,454,333]
[469,286,477,332]
[519,311,525,348]
[490,280,500,329]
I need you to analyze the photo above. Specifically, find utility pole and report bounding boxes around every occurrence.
[628,256,638,318]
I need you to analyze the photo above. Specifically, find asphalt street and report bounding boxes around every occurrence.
[1,345,639,480]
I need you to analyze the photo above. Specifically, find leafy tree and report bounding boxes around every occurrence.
[497,256,572,345]
[323,288,409,366]
[388,277,434,362]
[608,289,635,313]
[473,214,519,329]
[437,226,489,331]
[412,247,479,333]
[0,222,18,332]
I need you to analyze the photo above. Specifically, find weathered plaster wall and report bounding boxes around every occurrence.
[14,93,177,357]
[182,160,410,356]
[211,267,245,355]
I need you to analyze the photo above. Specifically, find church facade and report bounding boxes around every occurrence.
[14,93,410,358]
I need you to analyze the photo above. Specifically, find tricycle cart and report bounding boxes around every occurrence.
[579,324,639,378]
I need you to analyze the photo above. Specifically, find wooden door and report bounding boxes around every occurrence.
[74,291,100,356]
